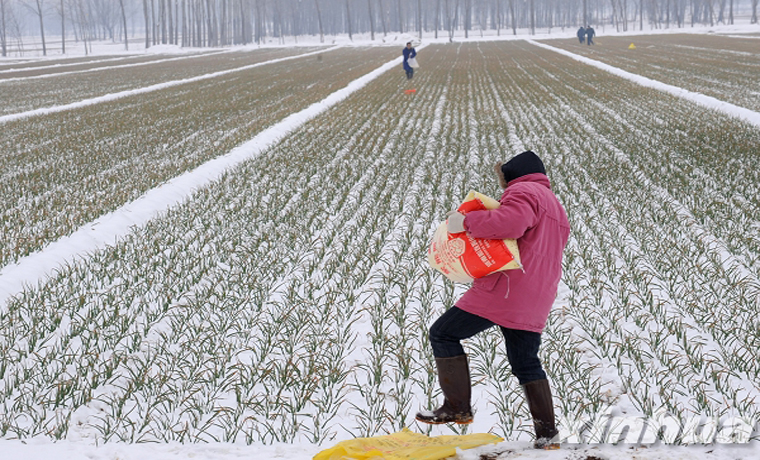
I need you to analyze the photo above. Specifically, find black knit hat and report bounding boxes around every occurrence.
[500,150,546,184]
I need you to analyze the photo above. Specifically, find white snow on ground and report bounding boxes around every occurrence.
[720,34,760,39]
[0,438,318,460]
[0,435,757,459]
[1,22,759,460]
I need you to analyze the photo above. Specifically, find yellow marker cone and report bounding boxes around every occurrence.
[628,43,636,49]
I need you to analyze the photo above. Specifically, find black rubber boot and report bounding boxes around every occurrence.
[415,355,473,424]
[523,379,560,449]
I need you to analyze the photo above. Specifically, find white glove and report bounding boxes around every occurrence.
[446,211,466,233]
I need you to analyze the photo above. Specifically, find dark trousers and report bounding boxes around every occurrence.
[405,68,414,79]
[429,306,547,385]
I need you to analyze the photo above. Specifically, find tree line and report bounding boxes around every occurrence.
[1,0,757,57]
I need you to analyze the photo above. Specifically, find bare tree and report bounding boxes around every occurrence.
[288,0,299,42]
[314,0,323,41]
[142,0,150,46]
[24,0,47,55]
[270,0,278,43]
[345,0,352,40]
[56,0,64,53]
[254,0,261,44]
[434,0,439,37]
[417,0,421,38]
[586,1,591,26]
[160,0,165,42]
[0,0,7,56]
[168,0,174,44]
[493,0,500,35]
[220,0,226,46]
[118,0,128,49]
[611,0,630,30]
[173,0,178,43]
[396,0,401,32]
[529,0,534,34]
[444,0,458,41]
[7,4,24,54]
[367,0,374,39]
[237,0,248,44]
[477,0,487,36]
[445,0,451,41]
[464,0,470,37]
[73,0,90,54]
[182,0,186,44]
[206,0,215,46]
[150,0,156,44]
[377,0,387,36]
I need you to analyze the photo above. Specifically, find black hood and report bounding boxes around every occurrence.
[501,150,546,184]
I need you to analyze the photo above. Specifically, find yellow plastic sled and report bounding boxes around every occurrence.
[313,427,503,460]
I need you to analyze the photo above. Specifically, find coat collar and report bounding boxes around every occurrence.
[501,173,551,198]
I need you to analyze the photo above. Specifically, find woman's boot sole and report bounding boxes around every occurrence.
[415,416,473,425]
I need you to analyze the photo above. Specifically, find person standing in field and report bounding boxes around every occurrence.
[402,42,417,80]
[577,26,586,44]
[416,151,570,451]
[585,25,596,45]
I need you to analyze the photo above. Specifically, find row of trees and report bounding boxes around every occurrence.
[1,0,758,56]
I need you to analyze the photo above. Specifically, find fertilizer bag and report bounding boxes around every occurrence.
[428,191,521,284]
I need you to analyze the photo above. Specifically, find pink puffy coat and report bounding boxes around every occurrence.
[456,173,570,333]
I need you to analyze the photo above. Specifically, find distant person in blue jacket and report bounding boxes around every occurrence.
[577,26,586,44]
[585,26,595,45]
[403,42,417,80]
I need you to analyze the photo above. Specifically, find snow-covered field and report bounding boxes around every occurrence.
[2,23,760,460]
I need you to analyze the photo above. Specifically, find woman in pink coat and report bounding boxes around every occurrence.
[416,151,570,450]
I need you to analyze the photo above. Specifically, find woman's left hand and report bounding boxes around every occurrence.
[446,211,466,233]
